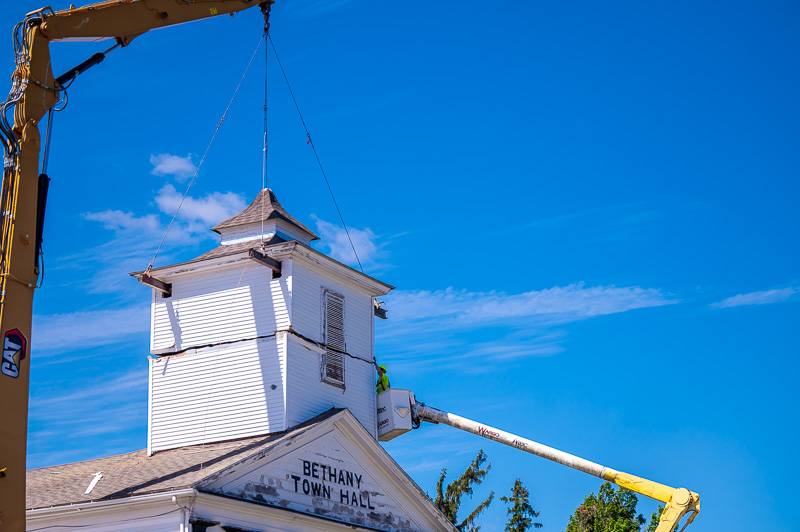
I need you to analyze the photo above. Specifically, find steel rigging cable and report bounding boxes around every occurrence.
[268,35,365,274]
[146,34,265,272]
[260,11,270,248]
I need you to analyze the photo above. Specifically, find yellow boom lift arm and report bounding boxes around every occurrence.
[0,2,271,529]
[378,390,701,532]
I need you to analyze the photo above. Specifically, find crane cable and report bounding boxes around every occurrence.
[260,14,270,248]
[146,34,265,273]
[268,35,365,273]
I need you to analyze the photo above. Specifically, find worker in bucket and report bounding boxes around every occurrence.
[376,364,390,394]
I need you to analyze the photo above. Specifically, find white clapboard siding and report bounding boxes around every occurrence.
[220,220,314,246]
[286,260,376,437]
[286,338,376,438]
[149,337,285,452]
[150,263,289,353]
[289,260,373,359]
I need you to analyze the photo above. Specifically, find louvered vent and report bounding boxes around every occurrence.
[322,289,346,388]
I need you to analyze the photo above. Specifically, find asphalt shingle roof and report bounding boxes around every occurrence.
[212,188,318,241]
[27,409,341,510]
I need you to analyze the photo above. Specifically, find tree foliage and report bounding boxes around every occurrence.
[433,449,495,531]
[644,507,662,532]
[500,478,542,531]
[565,482,650,532]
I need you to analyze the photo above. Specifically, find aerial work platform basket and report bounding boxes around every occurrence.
[377,389,414,441]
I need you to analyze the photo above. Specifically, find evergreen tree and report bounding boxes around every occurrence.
[501,478,543,531]
[433,449,495,531]
[565,482,645,532]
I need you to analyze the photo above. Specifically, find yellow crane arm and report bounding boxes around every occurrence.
[413,403,701,532]
[40,0,268,42]
[0,2,271,530]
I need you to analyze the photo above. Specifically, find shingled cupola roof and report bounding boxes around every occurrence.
[212,188,318,244]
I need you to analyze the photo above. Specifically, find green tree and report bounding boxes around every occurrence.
[565,482,645,532]
[501,478,542,531]
[433,449,495,531]
[644,507,662,532]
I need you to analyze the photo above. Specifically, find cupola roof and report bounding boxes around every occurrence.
[212,188,318,242]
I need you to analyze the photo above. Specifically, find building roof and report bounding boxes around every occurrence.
[26,409,340,510]
[212,188,318,241]
[131,238,393,296]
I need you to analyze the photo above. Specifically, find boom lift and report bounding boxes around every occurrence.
[378,390,701,532]
[0,1,272,529]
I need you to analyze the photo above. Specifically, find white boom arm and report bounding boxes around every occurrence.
[414,403,700,532]
[377,390,700,532]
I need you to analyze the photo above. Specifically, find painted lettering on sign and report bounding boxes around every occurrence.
[290,459,375,510]
[1,329,26,379]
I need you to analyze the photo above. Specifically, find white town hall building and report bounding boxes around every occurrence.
[26,190,455,532]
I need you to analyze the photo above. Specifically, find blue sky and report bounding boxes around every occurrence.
[6,0,798,530]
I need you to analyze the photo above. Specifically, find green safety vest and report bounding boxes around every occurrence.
[376,374,390,394]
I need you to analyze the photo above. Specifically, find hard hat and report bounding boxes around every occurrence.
[378,364,387,371]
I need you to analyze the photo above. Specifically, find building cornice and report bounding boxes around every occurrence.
[26,488,197,518]
[133,241,393,296]
[270,241,393,296]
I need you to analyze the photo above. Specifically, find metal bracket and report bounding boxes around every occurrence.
[141,273,172,298]
[373,300,388,319]
[249,248,281,278]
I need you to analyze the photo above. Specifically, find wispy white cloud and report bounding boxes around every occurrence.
[83,210,161,233]
[386,283,675,331]
[65,219,166,297]
[385,427,486,477]
[83,185,245,246]
[32,306,149,355]
[74,186,246,296]
[711,287,798,309]
[73,212,173,297]
[34,369,143,407]
[149,153,197,181]
[314,217,382,267]
[28,368,147,467]
[378,283,676,372]
[155,184,246,228]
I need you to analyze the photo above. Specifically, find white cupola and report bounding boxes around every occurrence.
[212,188,319,246]
[135,189,392,454]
